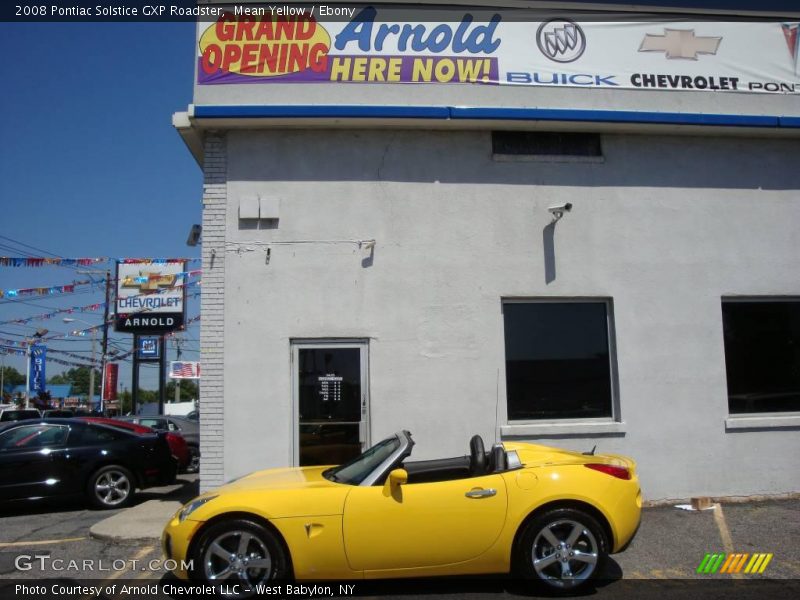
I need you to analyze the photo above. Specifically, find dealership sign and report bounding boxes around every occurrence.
[197,8,800,93]
[115,261,187,333]
[28,343,46,394]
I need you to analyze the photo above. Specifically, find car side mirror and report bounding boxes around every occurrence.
[388,468,408,487]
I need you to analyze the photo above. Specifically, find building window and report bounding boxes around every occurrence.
[503,300,615,421]
[722,299,800,414]
[492,131,602,160]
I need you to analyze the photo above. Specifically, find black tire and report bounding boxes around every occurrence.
[86,465,135,510]
[192,519,289,593]
[516,507,608,592]
[186,445,200,473]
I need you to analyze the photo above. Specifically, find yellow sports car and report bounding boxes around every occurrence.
[162,431,640,591]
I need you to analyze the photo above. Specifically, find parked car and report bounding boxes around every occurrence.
[119,415,199,473]
[42,409,75,418]
[0,408,41,422]
[0,418,177,509]
[162,431,640,591]
[79,417,190,472]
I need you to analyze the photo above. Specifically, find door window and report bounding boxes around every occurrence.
[293,342,369,466]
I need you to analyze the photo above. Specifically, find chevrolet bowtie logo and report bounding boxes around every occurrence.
[639,29,721,60]
[122,272,177,291]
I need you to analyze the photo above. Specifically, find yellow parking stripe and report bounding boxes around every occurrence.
[758,554,773,574]
[0,537,86,547]
[749,553,766,573]
[744,554,760,574]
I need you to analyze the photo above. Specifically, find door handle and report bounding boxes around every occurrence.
[465,488,497,499]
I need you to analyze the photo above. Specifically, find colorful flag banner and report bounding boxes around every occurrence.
[0,257,106,267]
[0,302,105,326]
[0,257,200,267]
[0,279,93,299]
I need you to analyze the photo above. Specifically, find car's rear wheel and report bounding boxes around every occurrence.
[517,507,608,592]
[87,465,135,509]
[192,519,289,594]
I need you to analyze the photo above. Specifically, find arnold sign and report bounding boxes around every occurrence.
[115,261,187,334]
[197,7,800,94]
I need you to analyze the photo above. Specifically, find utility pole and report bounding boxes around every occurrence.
[77,269,112,414]
[174,336,182,403]
[99,270,111,414]
[24,343,30,409]
[63,318,97,408]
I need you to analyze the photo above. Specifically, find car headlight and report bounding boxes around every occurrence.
[178,495,218,522]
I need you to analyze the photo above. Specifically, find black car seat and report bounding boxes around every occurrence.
[488,444,507,473]
[469,434,486,475]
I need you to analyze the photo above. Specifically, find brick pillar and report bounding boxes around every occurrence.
[199,132,226,492]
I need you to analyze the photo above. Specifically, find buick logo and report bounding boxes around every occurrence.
[537,19,586,63]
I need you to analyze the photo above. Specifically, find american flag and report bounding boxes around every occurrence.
[170,361,200,379]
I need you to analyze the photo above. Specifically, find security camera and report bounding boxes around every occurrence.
[186,224,202,247]
[548,203,573,222]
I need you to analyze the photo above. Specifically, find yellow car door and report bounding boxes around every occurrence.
[342,474,508,571]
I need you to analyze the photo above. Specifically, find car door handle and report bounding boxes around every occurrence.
[465,488,497,499]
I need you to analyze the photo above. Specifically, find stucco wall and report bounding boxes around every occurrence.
[213,128,800,500]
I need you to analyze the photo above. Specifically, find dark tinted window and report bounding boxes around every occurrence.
[138,418,168,431]
[492,131,602,156]
[722,300,800,414]
[0,424,69,450]
[0,410,41,422]
[503,302,614,420]
[80,424,127,445]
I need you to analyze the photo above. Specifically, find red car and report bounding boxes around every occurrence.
[79,417,190,471]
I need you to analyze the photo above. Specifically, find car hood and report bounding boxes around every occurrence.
[504,442,636,472]
[190,465,349,519]
[221,465,339,492]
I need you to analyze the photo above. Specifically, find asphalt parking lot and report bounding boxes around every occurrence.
[0,488,798,599]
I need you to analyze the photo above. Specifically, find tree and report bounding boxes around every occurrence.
[166,379,199,402]
[1,365,25,401]
[48,366,100,396]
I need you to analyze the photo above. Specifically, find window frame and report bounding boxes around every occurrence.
[500,298,622,433]
[721,296,800,425]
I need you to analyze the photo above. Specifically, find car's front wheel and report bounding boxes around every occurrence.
[517,507,608,592]
[192,519,289,593]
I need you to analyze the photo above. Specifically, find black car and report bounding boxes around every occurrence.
[0,418,177,509]
[119,415,200,473]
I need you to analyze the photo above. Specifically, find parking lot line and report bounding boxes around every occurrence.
[0,537,86,547]
[712,503,743,580]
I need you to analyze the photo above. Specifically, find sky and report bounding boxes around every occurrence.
[0,22,201,394]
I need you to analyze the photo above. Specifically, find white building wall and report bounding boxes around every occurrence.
[210,128,800,500]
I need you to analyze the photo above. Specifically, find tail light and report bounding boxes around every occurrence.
[585,463,631,480]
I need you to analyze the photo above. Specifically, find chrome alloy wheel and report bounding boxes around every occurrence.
[202,530,273,587]
[94,469,131,507]
[531,519,599,589]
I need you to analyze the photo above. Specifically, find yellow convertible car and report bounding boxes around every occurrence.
[163,431,640,591]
